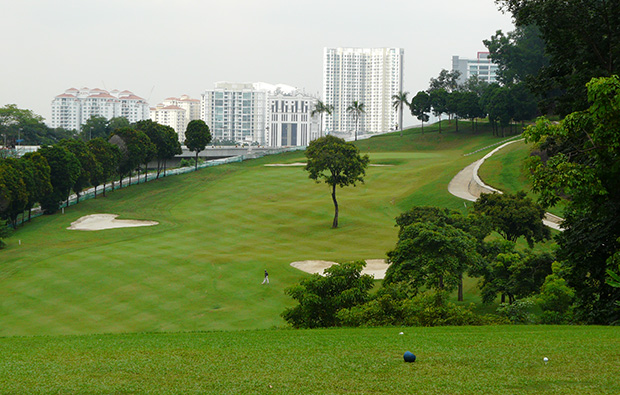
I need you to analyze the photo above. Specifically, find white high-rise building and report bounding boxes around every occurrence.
[202,82,268,144]
[150,105,187,142]
[202,82,318,146]
[266,91,318,147]
[150,95,201,142]
[452,52,499,84]
[51,87,149,131]
[323,47,404,136]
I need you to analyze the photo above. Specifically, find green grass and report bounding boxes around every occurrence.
[1,326,618,394]
[0,122,556,337]
[478,139,567,217]
[1,121,616,393]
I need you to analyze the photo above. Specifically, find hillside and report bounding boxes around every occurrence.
[1,122,521,336]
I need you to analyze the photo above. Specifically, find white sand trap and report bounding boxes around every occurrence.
[290,259,390,279]
[265,163,392,167]
[264,163,306,167]
[68,214,158,231]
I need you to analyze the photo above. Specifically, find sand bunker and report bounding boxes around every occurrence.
[290,259,390,279]
[68,214,158,231]
[265,163,392,167]
[264,162,307,167]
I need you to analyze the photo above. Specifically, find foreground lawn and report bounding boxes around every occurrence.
[1,326,618,394]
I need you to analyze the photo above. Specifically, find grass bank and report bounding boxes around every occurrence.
[1,326,618,394]
[0,123,529,336]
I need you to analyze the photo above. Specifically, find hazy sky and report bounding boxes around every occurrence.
[1,0,514,126]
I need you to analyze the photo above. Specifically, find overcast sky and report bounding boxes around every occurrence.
[1,0,514,126]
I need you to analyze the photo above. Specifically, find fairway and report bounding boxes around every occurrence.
[1,126,530,336]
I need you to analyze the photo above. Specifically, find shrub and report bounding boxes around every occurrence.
[496,298,536,324]
[337,291,501,327]
[281,261,374,328]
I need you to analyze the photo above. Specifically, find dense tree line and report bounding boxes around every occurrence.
[282,193,561,329]
[0,111,213,246]
[409,71,538,137]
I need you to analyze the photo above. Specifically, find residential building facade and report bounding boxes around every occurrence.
[150,95,201,142]
[50,87,149,131]
[201,82,318,146]
[266,92,318,147]
[150,105,187,142]
[323,47,404,136]
[202,82,268,144]
[452,52,499,84]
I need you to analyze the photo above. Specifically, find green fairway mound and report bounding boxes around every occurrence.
[67,214,159,231]
[290,259,389,279]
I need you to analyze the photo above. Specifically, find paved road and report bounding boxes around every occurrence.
[448,140,563,231]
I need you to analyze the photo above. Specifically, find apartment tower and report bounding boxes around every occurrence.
[323,47,404,136]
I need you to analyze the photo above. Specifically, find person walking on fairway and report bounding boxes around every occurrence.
[262,269,269,285]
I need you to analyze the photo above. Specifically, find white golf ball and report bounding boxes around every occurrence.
[543,357,549,362]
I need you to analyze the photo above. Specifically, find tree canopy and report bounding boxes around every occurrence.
[523,75,620,323]
[184,120,212,170]
[304,135,369,228]
[496,0,620,115]
[473,191,550,248]
[281,261,374,328]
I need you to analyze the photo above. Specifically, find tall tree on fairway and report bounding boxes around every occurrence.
[38,145,81,213]
[282,261,374,328]
[346,101,365,141]
[20,152,52,220]
[473,191,550,248]
[392,91,409,137]
[109,127,152,188]
[87,138,120,197]
[304,135,369,228]
[385,222,480,296]
[184,120,212,170]
[410,91,431,133]
[57,139,100,203]
[311,100,333,137]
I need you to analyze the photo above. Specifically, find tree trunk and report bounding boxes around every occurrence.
[195,152,199,171]
[501,294,506,303]
[399,105,403,138]
[455,117,459,132]
[331,183,339,228]
[144,164,148,183]
[458,275,464,302]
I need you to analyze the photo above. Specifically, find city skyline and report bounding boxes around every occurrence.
[1,0,514,128]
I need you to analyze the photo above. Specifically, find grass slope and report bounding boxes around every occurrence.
[0,124,526,336]
[1,326,618,394]
[477,139,566,217]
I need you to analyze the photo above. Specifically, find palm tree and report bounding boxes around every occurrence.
[392,91,409,137]
[346,101,365,141]
[311,100,333,138]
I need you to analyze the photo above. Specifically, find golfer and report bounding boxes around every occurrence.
[262,269,269,285]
